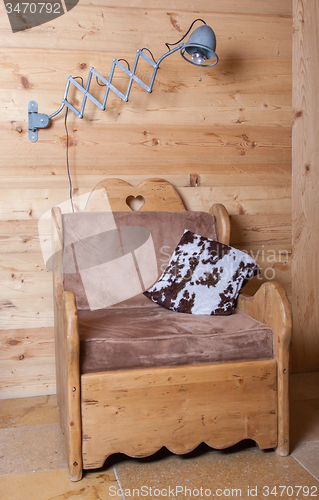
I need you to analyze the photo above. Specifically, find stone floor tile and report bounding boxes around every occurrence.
[0,423,67,475]
[112,442,319,500]
[0,395,59,429]
[0,468,118,500]
[292,441,319,482]
[290,400,319,447]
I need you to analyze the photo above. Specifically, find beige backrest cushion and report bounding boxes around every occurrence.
[62,211,218,310]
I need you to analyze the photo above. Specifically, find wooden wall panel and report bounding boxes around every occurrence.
[0,1,292,398]
[0,8,292,57]
[292,0,319,372]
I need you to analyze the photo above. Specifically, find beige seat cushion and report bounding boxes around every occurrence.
[78,306,274,374]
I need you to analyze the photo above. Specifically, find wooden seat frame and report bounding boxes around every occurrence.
[52,178,292,481]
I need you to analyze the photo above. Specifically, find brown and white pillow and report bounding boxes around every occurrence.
[143,230,259,315]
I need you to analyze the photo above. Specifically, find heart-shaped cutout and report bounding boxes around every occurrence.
[126,195,145,211]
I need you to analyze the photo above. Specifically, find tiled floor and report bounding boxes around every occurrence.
[0,372,318,500]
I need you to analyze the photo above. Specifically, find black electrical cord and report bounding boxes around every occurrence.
[74,76,84,86]
[96,59,131,87]
[118,58,130,70]
[96,77,106,87]
[64,106,74,213]
[141,47,157,64]
[64,76,84,213]
[165,18,206,51]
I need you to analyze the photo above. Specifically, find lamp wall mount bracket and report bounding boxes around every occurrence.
[28,100,50,142]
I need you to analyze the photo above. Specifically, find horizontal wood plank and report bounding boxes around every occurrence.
[0,124,292,161]
[0,9,292,59]
[2,94,292,130]
[0,327,54,361]
[1,49,292,93]
[0,297,54,330]
[178,186,291,215]
[0,186,291,219]
[0,170,292,189]
[0,358,56,399]
[67,0,292,16]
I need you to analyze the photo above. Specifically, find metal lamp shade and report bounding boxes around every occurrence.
[181,24,218,66]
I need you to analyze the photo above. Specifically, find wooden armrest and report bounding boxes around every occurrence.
[237,281,292,359]
[237,281,292,456]
[209,203,230,245]
[55,291,82,481]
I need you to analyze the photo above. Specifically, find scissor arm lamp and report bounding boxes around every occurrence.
[28,20,218,142]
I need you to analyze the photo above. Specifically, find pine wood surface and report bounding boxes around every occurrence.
[63,0,292,15]
[81,360,277,469]
[0,357,56,399]
[0,126,292,168]
[0,9,292,58]
[292,0,319,372]
[85,178,186,212]
[1,51,292,93]
[45,176,291,479]
[0,327,54,361]
[0,171,292,189]
[54,291,82,481]
[0,0,293,397]
[0,186,292,219]
[237,282,292,455]
[209,203,230,245]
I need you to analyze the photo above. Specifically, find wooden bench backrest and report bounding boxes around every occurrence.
[84,178,186,212]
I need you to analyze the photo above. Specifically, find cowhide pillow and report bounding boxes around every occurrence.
[143,230,259,315]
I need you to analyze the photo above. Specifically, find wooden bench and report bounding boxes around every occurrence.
[52,178,292,481]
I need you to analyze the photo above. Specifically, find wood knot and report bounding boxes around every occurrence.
[71,97,80,107]
[61,136,77,148]
[19,354,25,360]
[190,174,201,187]
[167,13,181,32]
[79,63,87,70]
[21,76,30,89]
[7,339,19,346]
